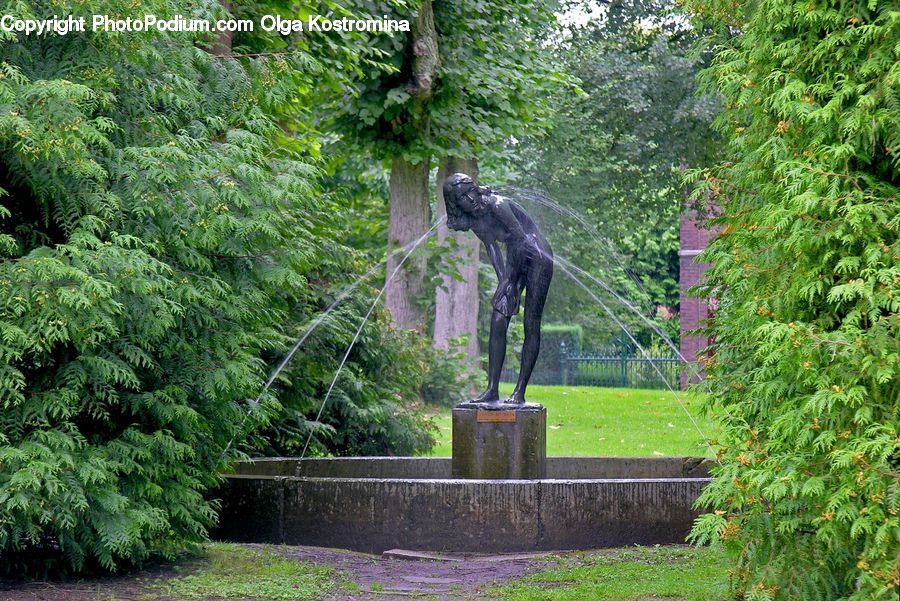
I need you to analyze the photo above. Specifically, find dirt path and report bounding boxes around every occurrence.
[0,544,554,601]
[277,545,550,600]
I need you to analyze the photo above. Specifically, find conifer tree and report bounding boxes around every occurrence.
[0,0,431,573]
[685,1,898,598]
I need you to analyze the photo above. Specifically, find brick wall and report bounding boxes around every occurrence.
[679,210,715,389]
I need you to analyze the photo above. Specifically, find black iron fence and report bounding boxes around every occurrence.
[502,341,681,390]
[560,342,680,389]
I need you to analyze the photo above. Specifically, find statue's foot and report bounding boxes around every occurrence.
[474,389,500,404]
[504,393,526,405]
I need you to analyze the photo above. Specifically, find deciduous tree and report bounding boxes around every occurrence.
[508,0,719,345]
[345,0,564,344]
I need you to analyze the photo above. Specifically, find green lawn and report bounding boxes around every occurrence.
[427,384,717,457]
[488,545,730,600]
[157,543,345,600]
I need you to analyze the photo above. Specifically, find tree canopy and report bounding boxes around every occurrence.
[502,0,719,345]
[344,0,564,163]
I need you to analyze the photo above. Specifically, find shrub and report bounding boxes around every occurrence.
[0,24,287,572]
[684,1,899,598]
[420,337,483,408]
[252,303,437,457]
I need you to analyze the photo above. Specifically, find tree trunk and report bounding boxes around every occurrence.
[433,158,480,364]
[209,1,234,55]
[406,0,440,104]
[385,157,432,333]
[384,1,441,333]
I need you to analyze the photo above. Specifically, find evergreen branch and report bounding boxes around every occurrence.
[202,251,277,260]
[212,51,298,60]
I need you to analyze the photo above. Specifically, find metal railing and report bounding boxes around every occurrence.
[499,341,682,389]
[559,341,681,389]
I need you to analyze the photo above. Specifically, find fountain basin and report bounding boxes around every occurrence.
[212,457,711,553]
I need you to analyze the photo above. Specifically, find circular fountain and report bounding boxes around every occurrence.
[213,454,711,553]
[212,180,713,553]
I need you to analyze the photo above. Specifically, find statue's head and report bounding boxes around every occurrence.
[443,173,489,231]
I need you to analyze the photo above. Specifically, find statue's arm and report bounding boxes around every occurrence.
[490,240,518,317]
[486,240,505,280]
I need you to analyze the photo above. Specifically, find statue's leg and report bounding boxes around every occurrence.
[474,309,510,403]
[507,256,553,404]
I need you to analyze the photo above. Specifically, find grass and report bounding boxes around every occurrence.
[428,384,716,457]
[156,543,343,600]
[487,545,730,600]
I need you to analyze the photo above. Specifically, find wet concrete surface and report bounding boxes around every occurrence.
[227,456,712,479]
[214,474,710,552]
[452,404,547,480]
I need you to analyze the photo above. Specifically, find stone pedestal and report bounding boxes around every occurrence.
[451,402,546,479]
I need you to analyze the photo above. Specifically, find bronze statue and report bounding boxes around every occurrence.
[442,173,553,405]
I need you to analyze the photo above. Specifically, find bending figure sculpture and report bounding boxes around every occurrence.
[442,173,553,405]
